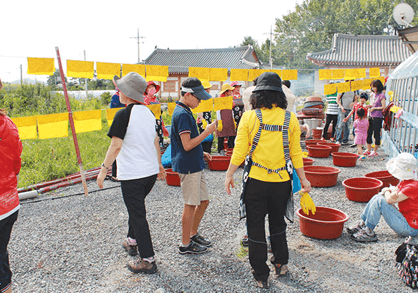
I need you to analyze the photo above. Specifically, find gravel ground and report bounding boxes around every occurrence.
[9,143,416,292]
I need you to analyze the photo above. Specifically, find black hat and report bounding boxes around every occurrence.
[253,72,283,93]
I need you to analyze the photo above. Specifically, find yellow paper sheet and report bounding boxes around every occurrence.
[230,69,249,81]
[147,104,162,119]
[67,60,94,79]
[356,68,366,79]
[106,108,122,126]
[248,69,267,81]
[188,67,210,81]
[209,68,228,82]
[324,84,337,96]
[146,65,168,82]
[331,69,345,80]
[214,96,233,111]
[351,80,363,92]
[37,113,68,139]
[11,116,37,140]
[363,78,373,90]
[96,62,121,80]
[369,68,381,78]
[319,69,332,80]
[27,57,55,75]
[167,102,177,116]
[122,64,146,76]
[337,82,351,93]
[282,70,298,80]
[192,99,214,113]
[73,110,102,133]
[269,70,283,78]
[343,69,357,80]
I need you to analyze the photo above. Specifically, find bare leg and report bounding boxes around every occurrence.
[190,200,209,236]
[182,204,196,245]
[366,143,372,152]
[357,145,363,156]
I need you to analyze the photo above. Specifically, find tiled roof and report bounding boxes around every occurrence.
[398,26,418,53]
[306,33,411,67]
[144,46,262,74]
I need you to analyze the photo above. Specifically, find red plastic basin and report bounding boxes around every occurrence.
[303,157,315,166]
[312,129,323,139]
[317,142,341,153]
[304,166,341,187]
[342,177,383,202]
[307,145,332,158]
[225,148,234,157]
[331,152,359,167]
[305,139,324,147]
[364,170,399,189]
[297,207,349,239]
[165,169,181,186]
[208,156,231,171]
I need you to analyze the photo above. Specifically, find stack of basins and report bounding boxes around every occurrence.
[297,96,325,121]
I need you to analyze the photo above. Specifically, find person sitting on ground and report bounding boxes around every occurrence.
[348,152,418,242]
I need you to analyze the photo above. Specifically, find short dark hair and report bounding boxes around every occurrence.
[359,92,368,101]
[181,77,201,96]
[250,90,288,110]
[357,108,365,119]
[371,79,384,93]
[282,80,291,88]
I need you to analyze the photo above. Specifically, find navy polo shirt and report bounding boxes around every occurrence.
[170,102,205,174]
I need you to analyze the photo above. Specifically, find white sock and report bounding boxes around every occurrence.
[143,256,155,263]
[127,237,137,245]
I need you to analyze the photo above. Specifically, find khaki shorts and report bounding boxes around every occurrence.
[179,170,209,206]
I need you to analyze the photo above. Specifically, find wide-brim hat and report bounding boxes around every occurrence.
[181,84,212,100]
[386,152,417,180]
[201,80,213,90]
[219,83,234,95]
[113,72,147,103]
[146,81,160,94]
[253,72,283,93]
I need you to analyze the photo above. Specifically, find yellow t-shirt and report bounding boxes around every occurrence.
[230,106,303,182]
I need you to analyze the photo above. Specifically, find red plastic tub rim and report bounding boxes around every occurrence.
[342,177,383,191]
[307,145,332,151]
[331,152,359,158]
[364,170,395,180]
[305,139,324,144]
[297,207,349,225]
[304,165,341,175]
[303,158,315,165]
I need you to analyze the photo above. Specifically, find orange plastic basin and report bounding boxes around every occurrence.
[165,168,181,186]
[303,157,315,166]
[331,152,359,167]
[342,177,383,202]
[307,145,332,158]
[364,170,399,189]
[304,166,341,187]
[317,142,341,153]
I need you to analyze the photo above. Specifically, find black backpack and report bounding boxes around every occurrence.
[395,238,418,289]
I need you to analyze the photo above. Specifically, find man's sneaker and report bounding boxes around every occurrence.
[179,241,208,254]
[241,235,249,247]
[363,150,371,156]
[127,259,157,274]
[122,239,138,256]
[191,233,212,247]
[369,151,378,157]
[346,221,365,235]
[351,229,377,243]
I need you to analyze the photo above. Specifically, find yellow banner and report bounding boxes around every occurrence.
[369,68,380,78]
[188,67,210,81]
[96,62,120,80]
[146,65,169,82]
[230,69,248,81]
[248,69,265,81]
[106,108,121,126]
[351,80,363,92]
[209,68,228,82]
[214,96,233,111]
[67,60,94,79]
[344,68,366,80]
[11,116,37,140]
[147,104,162,119]
[319,69,332,80]
[282,70,298,80]
[324,84,337,96]
[362,78,373,90]
[37,113,68,139]
[331,69,345,80]
[73,110,102,133]
[27,57,55,75]
[167,102,177,116]
[192,99,214,113]
[122,64,146,77]
[337,82,350,93]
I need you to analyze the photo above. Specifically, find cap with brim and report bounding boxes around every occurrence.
[113,72,147,103]
[253,72,283,93]
[386,153,417,180]
[219,83,234,95]
[181,84,212,100]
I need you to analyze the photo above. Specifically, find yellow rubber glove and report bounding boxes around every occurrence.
[217,120,223,132]
[299,191,316,215]
[302,152,308,158]
[202,119,207,129]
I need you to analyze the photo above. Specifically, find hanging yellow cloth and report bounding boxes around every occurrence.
[146,65,169,82]
[96,62,121,80]
[269,70,283,78]
[146,104,162,119]
[318,69,332,80]
[37,113,68,139]
[73,110,102,133]
[377,76,386,84]
[356,68,366,79]
[230,69,249,81]
[337,82,351,93]
[214,96,233,111]
[122,64,146,77]
[188,67,210,81]
[369,68,381,78]
[344,69,365,80]
[192,99,214,113]
[331,69,345,80]
[324,84,337,96]
[167,102,177,116]
[248,69,265,81]
[106,108,121,126]
[11,116,37,140]
[27,57,55,75]
[351,80,363,92]
[282,70,298,80]
[67,60,94,79]
[209,68,228,81]
[362,78,373,90]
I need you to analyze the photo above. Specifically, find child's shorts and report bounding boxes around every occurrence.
[179,170,209,206]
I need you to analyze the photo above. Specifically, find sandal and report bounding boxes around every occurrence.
[274,264,289,277]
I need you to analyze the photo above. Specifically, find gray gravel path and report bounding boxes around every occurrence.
[9,144,416,292]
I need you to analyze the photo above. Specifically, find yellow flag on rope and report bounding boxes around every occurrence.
[167,102,177,116]
[37,113,68,139]
[337,82,351,93]
[67,60,94,79]
[318,69,332,80]
[248,69,266,81]
[106,108,121,126]
[146,65,169,82]
[189,67,210,81]
[192,99,214,113]
[369,68,381,78]
[351,80,363,92]
[11,116,37,140]
[214,96,233,111]
[269,70,283,78]
[230,69,249,81]
[282,70,298,80]
[96,62,121,80]
[27,57,55,75]
[324,84,337,96]
[147,104,162,119]
[209,68,228,81]
[122,64,146,77]
[363,78,373,90]
[73,110,102,133]
[331,69,345,80]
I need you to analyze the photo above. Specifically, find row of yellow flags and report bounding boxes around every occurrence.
[318,68,381,80]
[11,96,235,140]
[324,76,386,95]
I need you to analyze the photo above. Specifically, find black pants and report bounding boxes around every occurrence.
[121,174,157,259]
[323,114,338,140]
[217,136,235,153]
[0,211,18,292]
[244,178,291,282]
[367,117,382,145]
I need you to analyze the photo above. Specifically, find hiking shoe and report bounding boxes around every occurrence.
[191,233,212,247]
[346,221,365,235]
[351,229,377,243]
[179,241,208,254]
[122,239,138,256]
[241,235,249,247]
[127,259,157,274]
[369,151,378,157]
[363,150,371,156]
[273,264,289,277]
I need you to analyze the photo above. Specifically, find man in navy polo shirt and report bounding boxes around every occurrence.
[171,77,217,254]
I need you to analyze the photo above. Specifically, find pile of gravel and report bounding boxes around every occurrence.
[9,144,415,292]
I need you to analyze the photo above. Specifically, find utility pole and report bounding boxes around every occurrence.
[131,28,145,64]
[269,25,273,69]
[84,50,88,98]
[20,64,23,86]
